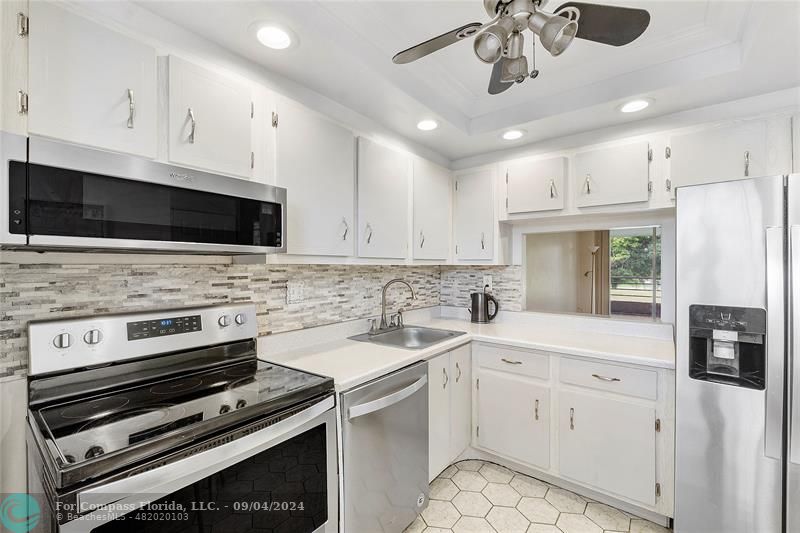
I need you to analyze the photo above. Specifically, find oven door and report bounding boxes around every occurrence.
[59,396,336,533]
[7,136,286,254]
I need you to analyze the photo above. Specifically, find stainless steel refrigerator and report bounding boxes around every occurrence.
[675,174,799,532]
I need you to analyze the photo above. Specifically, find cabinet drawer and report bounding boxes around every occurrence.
[475,344,549,379]
[560,358,657,400]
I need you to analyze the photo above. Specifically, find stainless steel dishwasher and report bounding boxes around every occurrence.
[341,361,429,533]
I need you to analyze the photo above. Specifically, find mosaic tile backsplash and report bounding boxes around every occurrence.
[0,263,522,377]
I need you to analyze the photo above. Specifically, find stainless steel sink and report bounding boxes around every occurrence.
[350,326,466,350]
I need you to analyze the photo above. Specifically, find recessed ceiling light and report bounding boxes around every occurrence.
[256,25,292,50]
[417,119,438,131]
[619,98,653,113]
[502,129,526,141]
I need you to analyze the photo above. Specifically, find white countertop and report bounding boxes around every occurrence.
[259,310,675,392]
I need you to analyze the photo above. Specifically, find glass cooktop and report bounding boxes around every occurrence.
[32,359,332,470]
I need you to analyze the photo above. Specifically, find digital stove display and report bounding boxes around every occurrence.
[127,315,202,341]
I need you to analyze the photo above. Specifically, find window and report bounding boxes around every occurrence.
[609,227,661,319]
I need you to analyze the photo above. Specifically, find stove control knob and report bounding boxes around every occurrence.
[234,313,247,326]
[236,399,247,410]
[85,446,104,459]
[219,404,231,414]
[63,454,76,464]
[53,332,72,349]
[83,329,103,345]
[218,315,231,328]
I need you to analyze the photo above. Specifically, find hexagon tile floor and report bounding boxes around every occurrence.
[404,460,672,533]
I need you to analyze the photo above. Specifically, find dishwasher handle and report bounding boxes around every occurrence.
[347,375,428,421]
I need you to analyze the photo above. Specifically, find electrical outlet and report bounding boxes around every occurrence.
[286,281,305,304]
[483,275,493,292]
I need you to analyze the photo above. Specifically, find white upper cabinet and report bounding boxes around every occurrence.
[28,2,157,158]
[668,116,792,198]
[454,168,494,261]
[413,158,451,260]
[357,138,409,259]
[506,156,567,214]
[276,97,355,257]
[574,141,650,208]
[167,55,252,177]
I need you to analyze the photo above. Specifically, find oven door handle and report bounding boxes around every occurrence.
[76,396,334,511]
[347,375,427,420]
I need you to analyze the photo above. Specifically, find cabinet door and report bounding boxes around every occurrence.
[429,353,451,481]
[28,2,156,158]
[250,86,277,185]
[276,97,355,256]
[574,141,650,207]
[669,117,792,198]
[506,156,567,213]
[413,158,451,260]
[477,369,550,469]
[168,56,252,177]
[454,169,494,261]
[449,345,472,460]
[357,138,409,259]
[559,390,656,505]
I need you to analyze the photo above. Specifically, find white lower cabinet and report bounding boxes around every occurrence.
[476,369,550,469]
[470,343,673,517]
[429,345,471,481]
[558,390,656,506]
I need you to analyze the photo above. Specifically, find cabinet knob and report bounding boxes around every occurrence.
[534,399,539,420]
[341,218,349,241]
[549,179,557,199]
[442,367,449,389]
[53,332,72,349]
[744,150,750,177]
[127,89,135,129]
[187,107,196,144]
[569,407,575,430]
[365,223,373,244]
[584,174,592,194]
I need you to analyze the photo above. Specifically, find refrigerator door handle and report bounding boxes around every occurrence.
[765,226,785,460]
[791,225,800,465]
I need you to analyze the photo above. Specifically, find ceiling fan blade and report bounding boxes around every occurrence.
[393,22,483,64]
[488,59,514,95]
[555,2,650,46]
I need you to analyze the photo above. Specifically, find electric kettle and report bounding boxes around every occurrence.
[468,285,499,323]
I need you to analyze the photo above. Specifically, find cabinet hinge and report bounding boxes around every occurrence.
[17,12,29,36]
[250,152,255,169]
[455,245,459,255]
[17,91,28,115]
[647,147,653,162]
[250,102,254,119]
[505,171,508,184]
[655,418,661,432]
[271,112,278,128]
[476,378,479,390]
[505,197,508,208]
[648,181,653,194]
[665,146,671,159]
[476,425,480,437]
[455,181,458,191]
[655,482,661,497]
[665,179,672,192]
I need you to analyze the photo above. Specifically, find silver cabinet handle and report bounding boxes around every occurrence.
[591,373,621,382]
[365,223,373,244]
[187,107,196,144]
[341,218,349,241]
[549,179,557,199]
[480,232,485,250]
[584,174,592,194]
[442,367,449,389]
[501,358,522,365]
[534,399,539,421]
[744,150,750,177]
[127,89,135,129]
[420,231,425,248]
[569,407,575,430]
[455,362,462,383]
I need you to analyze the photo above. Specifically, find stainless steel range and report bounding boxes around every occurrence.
[26,303,337,533]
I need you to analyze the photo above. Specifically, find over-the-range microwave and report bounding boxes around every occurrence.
[1,133,286,254]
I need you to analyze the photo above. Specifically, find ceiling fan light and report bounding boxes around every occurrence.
[473,16,514,64]
[528,11,577,57]
[500,56,529,83]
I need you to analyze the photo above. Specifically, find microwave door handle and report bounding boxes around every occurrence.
[791,225,800,465]
[347,375,428,421]
[76,396,334,510]
[765,226,785,460]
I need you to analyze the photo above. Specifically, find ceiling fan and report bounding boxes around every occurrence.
[392,0,651,95]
